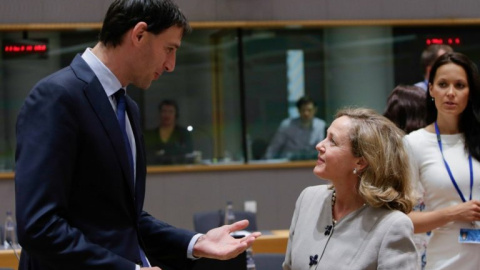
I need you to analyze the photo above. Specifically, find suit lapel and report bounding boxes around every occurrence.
[70,55,136,200]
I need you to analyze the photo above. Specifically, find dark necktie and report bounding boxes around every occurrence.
[114,89,135,182]
[114,90,150,267]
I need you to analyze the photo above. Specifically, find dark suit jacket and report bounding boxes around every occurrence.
[15,55,196,270]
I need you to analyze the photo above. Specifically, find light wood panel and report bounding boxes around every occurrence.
[252,230,289,254]
[2,18,480,31]
[0,249,20,270]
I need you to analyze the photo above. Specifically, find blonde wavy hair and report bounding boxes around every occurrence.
[336,107,415,213]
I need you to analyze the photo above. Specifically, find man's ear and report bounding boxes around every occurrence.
[131,22,149,44]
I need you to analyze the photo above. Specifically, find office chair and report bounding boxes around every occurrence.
[193,210,257,234]
[253,253,285,270]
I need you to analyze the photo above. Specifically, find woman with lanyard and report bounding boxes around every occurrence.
[405,52,480,270]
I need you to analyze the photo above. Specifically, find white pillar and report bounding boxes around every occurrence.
[323,26,394,122]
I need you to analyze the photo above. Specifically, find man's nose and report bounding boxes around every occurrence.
[164,54,176,72]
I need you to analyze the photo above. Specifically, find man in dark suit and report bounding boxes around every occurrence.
[14,1,260,269]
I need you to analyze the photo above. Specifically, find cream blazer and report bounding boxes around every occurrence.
[283,185,418,270]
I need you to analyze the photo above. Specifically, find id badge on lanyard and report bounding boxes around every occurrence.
[459,228,480,244]
[434,122,480,243]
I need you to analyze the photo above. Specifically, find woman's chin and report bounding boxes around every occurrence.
[313,166,324,177]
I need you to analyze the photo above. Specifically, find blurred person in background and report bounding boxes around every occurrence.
[145,99,193,165]
[384,84,428,268]
[383,84,427,134]
[265,96,326,160]
[415,44,453,91]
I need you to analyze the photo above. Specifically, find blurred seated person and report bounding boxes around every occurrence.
[383,84,427,134]
[144,99,193,165]
[264,96,326,160]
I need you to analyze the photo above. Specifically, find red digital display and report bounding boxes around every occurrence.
[4,44,47,53]
[2,39,48,58]
[426,37,461,45]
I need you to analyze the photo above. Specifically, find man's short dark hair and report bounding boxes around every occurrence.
[99,0,191,47]
[296,96,317,109]
[420,44,453,74]
[159,99,180,118]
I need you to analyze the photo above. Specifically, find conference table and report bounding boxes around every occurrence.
[251,229,289,254]
[0,230,288,270]
[0,248,20,270]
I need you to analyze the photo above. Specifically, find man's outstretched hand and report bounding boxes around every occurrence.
[192,219,262,260]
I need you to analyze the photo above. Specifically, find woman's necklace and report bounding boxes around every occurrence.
[331,189,337,226]
[312,190,337,268]
[331,189,367,227]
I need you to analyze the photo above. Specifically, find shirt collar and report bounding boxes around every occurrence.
[81,48,124,97]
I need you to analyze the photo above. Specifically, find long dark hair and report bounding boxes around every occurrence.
[99,0,191,47]
[427,52,480,161]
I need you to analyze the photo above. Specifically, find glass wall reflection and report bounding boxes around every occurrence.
[1,24,479,170]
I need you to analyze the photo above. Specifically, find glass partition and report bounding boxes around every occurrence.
[241,28,326,162]
[1,23,480,171]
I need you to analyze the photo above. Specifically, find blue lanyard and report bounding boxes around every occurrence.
[435,122,473,202]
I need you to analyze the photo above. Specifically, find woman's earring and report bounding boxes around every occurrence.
[353,168,357,175]
[432,97,435,101]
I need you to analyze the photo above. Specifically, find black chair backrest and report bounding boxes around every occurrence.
[253,253,286,270]
[192,251,246,270]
